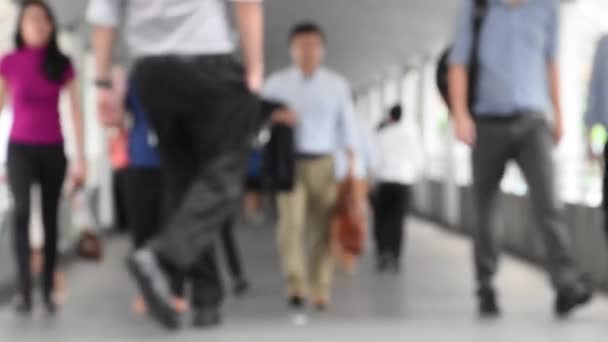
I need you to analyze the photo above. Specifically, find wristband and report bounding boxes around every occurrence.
[94,79,113,89]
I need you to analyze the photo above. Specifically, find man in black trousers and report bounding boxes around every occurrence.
[449,0,592,318]
[88,0,264,330]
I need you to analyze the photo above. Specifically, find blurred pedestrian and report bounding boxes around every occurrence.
[88,0,264,330]
[449,0,592,318]
[263,22,356,310]
[372,105,422,273]
[0,0,86,315]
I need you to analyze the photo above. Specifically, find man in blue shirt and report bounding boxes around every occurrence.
[263,22,356,310]
[449,0,592,318]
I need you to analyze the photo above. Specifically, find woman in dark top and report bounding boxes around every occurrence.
[0,1,86,315]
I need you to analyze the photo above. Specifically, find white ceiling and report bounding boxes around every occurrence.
[39,0,461,89]
[2,0,602,89]
[263,0,461,89]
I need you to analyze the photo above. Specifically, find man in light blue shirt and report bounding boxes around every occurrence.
[263,22,356,310]
[448,0,592,318]
[450,0,559,117]
[263,58,356,156]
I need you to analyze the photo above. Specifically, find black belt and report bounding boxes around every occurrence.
[474,110,543,123]
[297,153,330,161]
[137,54,239,69]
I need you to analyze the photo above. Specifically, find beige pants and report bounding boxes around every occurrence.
[277,157,337,298]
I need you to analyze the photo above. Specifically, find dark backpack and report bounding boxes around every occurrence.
[436,0,488,112]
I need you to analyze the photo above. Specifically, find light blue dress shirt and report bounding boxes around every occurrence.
[334,120,376,180]
[263,66,356,155]
[449,0,559,116]
[585,35,608,128]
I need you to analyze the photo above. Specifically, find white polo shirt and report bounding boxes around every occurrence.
[374,122,424,185]
[86,0,262,58]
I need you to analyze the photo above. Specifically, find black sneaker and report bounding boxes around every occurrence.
[389,256,402,274]
[192,308,222,329]
[43,298,57,316]
[313,299,329,312]
[14,295,32,316]
[477,288,500,318]
[288,296,306,309]
[555,284,593,318]
[233,278,250,296]
[377,254,390,272]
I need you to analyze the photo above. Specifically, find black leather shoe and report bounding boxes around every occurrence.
[233,278,250,296]
[192,308,222,329]
[43,298,57,315]
[288,296,306,309]
[377,254,390,272]
[127,249,180,330]
[477,288,500,318]
[314,300,328,312]
[14,296,32,316]
[555,284,593,318]
[389,257,402,274]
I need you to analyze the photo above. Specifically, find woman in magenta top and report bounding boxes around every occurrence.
[0,0,85,315]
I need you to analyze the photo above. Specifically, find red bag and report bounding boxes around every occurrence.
[77,231,104,262]
[332,177,366,256]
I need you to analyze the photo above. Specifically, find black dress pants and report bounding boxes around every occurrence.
[123,167,163,249]
[112,168,129,231]
[7,143,66,302]
[125,166,224,308]
[220,219,246,282]
[158,143,223,309]
[135,54,257,309]
[373,183,412,260]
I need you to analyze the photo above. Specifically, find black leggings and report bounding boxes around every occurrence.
[7,143,66,302]
[373,183,412,260]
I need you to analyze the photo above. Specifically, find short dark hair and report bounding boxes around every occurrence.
[289,22,326,44]
[390,105,402,122]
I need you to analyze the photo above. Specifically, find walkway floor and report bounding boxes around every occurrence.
[1,218,608,341]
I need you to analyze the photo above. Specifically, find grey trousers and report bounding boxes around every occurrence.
[472,112,580,292]
[135,55,258,272]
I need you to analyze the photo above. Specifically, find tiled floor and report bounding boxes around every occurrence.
[1,218,607,341]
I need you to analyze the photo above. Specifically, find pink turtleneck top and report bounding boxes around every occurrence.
[0,47,74,144]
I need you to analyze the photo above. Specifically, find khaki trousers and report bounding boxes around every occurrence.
[277,156,337,298]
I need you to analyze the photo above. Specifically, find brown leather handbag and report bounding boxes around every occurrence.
[77,231,103,262]
[332,176,366,256]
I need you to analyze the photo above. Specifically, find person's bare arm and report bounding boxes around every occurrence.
[92,26,116,82]
[0,76,6,113]
[233,1,264,93]
[449,65,469,119]
[66,79,87,189]
[271,107,297,126]
[448,65,476,146]
[447,0,476,146]
[548,62,563,144]
[91,26,121,125]
[67,80,85,162]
